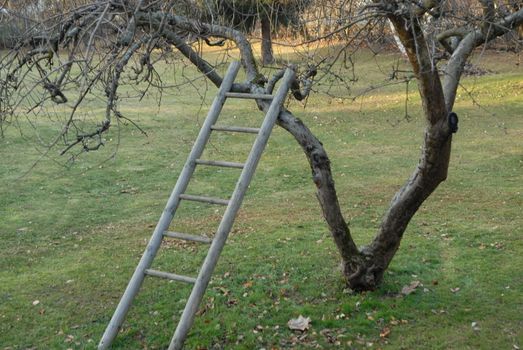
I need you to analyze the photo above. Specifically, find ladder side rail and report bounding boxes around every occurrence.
[98,61,241,350]
[168,68,296,350]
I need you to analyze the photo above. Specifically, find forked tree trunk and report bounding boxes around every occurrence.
[344,16,453,290]
[277,15,453,291]
[254,16,454,291]
[276,107,451,291]
[261,16,275,65]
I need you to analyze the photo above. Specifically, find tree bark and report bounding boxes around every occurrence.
[338,14,453,289]
[252,11,456,290]
[276,110,362,261]
[253,95,367,289]
[261,16,275,65]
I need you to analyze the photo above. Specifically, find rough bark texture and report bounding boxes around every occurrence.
[349,14,452,289]
[276,110,362,265]
[253,97,366,288]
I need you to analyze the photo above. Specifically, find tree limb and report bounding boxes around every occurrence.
[141,12,260,82]
[443,7,523,110]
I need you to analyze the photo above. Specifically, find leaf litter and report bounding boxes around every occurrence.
[287,315,311,331]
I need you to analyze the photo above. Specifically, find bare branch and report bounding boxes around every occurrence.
[443,7,523,110]
[436,27,469,54]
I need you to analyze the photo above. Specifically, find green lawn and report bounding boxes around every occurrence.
[1,49,522,349]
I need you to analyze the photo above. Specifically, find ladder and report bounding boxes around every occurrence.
[99,61,295,350]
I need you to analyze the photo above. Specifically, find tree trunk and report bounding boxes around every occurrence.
[253,14,454,290]
[261,16,274,65]
[252,90,366,288]
[388,20,407,56]
[342,15,453,290]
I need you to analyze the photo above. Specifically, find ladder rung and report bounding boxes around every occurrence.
[225,92,273,100]
[163,231,212,244]
[144,269,196,284]
[179,194,229,206]
[195,159,244,169]
[211,125,260,134]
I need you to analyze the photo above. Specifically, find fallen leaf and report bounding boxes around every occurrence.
[64,335,74,343]
[431,309,447,314]
[320,328,336,343]
[32,300,40,306]
[226,298,237,307]
[242,281,253,288]
[450,287,460,293]
[380,327,391,338]
[287,315,311,331]
[401,281,421,295]
[471,321,480,331]
[215,286,229,296]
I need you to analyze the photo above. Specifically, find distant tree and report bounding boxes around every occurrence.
[214,0,310,64]
[1,0,522,292]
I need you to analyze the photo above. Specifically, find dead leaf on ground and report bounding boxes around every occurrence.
[320,328,337,343]
[450,287,460,293]
[380,327,391,338]
[287,315,311,331]
[401,281,421,295]
[120,187,139,194]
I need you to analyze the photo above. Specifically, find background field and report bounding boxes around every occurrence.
[1,49,522,349]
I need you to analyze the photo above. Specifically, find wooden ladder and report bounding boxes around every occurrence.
[98,61,295,350]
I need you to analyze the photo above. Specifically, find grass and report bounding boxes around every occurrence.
[0,48,522,349]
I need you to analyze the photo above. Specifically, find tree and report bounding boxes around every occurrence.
[213,0,310,64]
[1,0,522,291]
